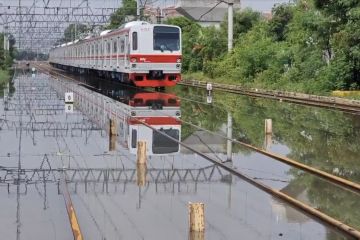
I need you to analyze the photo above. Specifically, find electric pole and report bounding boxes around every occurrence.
[228,0,234,52]
[156,7,162,24]
[137,0,141,19]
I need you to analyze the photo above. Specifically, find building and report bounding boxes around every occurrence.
[175,0,241,27]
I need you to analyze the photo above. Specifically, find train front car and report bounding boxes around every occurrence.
[129,22,182,87]
[126,92,181,156]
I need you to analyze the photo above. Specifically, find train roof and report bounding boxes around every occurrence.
[51,21,180,49]
[121,21,150,28]
[100,30,113,36]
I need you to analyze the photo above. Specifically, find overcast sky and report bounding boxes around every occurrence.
[0,0,292,35]
[0,0,292,12]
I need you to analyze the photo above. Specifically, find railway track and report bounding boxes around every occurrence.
[34,62,360,193]
[33,62,360,114]
[180,79,360,114]
[32,62,360,238]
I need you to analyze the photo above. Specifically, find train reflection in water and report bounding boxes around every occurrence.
[80,79,181,155]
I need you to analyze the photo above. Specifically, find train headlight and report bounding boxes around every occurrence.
[131,111,136,116]
[176,58,182,63]
[131,58,137,63]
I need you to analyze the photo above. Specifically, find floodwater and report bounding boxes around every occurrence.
[0,70,357,239]
[173,85,360,230]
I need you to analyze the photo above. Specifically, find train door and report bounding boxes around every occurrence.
[91,43,94,67]
[88,44,90,67]
[107,40,111,69]
[85,44,88,66]
[95,43,98,68]
[98,42,100,68]
[81,45,84,68]
[84,44,86,66]
[100,39,104,69]
[104,39,107,68]
[93,41,96,68]
[120,38,125,69]
[116,37,120,69]
[90,44,92,68]
[112,38,116,69]
[125,35,130,69]
[109,38,112,68]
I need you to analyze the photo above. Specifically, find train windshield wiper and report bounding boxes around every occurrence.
[161,44,173,53]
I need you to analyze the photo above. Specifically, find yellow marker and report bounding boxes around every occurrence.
[332,90,360,97]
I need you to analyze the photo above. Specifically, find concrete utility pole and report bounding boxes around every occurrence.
[74,23,77,41]
[228,0,234,52]
[3,34,9,59]
[3,34,7,50]
[137,0,141,19]
[156,7,162,24]
[226,111,233,161]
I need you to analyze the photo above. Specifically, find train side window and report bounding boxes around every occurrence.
[107,41,111,54]
[132,32,138,50]
[131,129,137,148]
[113,40,117,54]
[120,39,125,53]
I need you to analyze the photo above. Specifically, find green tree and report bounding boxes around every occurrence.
[0,33,16,69]
[107,0,137,29]
[63,24,90,42]
[166,17,202,71]
[268,3,294,41]
[221,8,261,41]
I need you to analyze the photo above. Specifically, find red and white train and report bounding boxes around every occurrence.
[49,21,182,87]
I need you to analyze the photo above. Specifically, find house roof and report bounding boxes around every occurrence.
[175,0,241,23]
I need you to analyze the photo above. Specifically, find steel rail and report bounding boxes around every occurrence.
[33,63,360,239]
[137,120,360,240]
[34,62,360,195]
[180,80,360,114]
[60,169,84,240]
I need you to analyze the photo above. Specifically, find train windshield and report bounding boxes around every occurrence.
[153,128,179,154]
[153,26,180,52]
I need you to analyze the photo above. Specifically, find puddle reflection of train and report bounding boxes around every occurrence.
[81,81,181,155]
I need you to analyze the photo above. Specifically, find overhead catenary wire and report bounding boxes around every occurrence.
[35,62,360,196]
[33,62,360,238]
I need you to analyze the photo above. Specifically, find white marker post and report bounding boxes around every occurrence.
[206,95,213,104]
[65,92,74,113]
[31,67,36,78]
[206,83,213,103]
[65,103,74,113]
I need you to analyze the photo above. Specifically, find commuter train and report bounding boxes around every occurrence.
[49,21,182,87]
[80,81,181,155]
[116,91,181,156]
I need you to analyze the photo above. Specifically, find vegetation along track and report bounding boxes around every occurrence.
[180,79,360,114]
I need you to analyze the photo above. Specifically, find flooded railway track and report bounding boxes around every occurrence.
[34,63,360,193]
[180,79,360,114]
[32,62,360,239]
